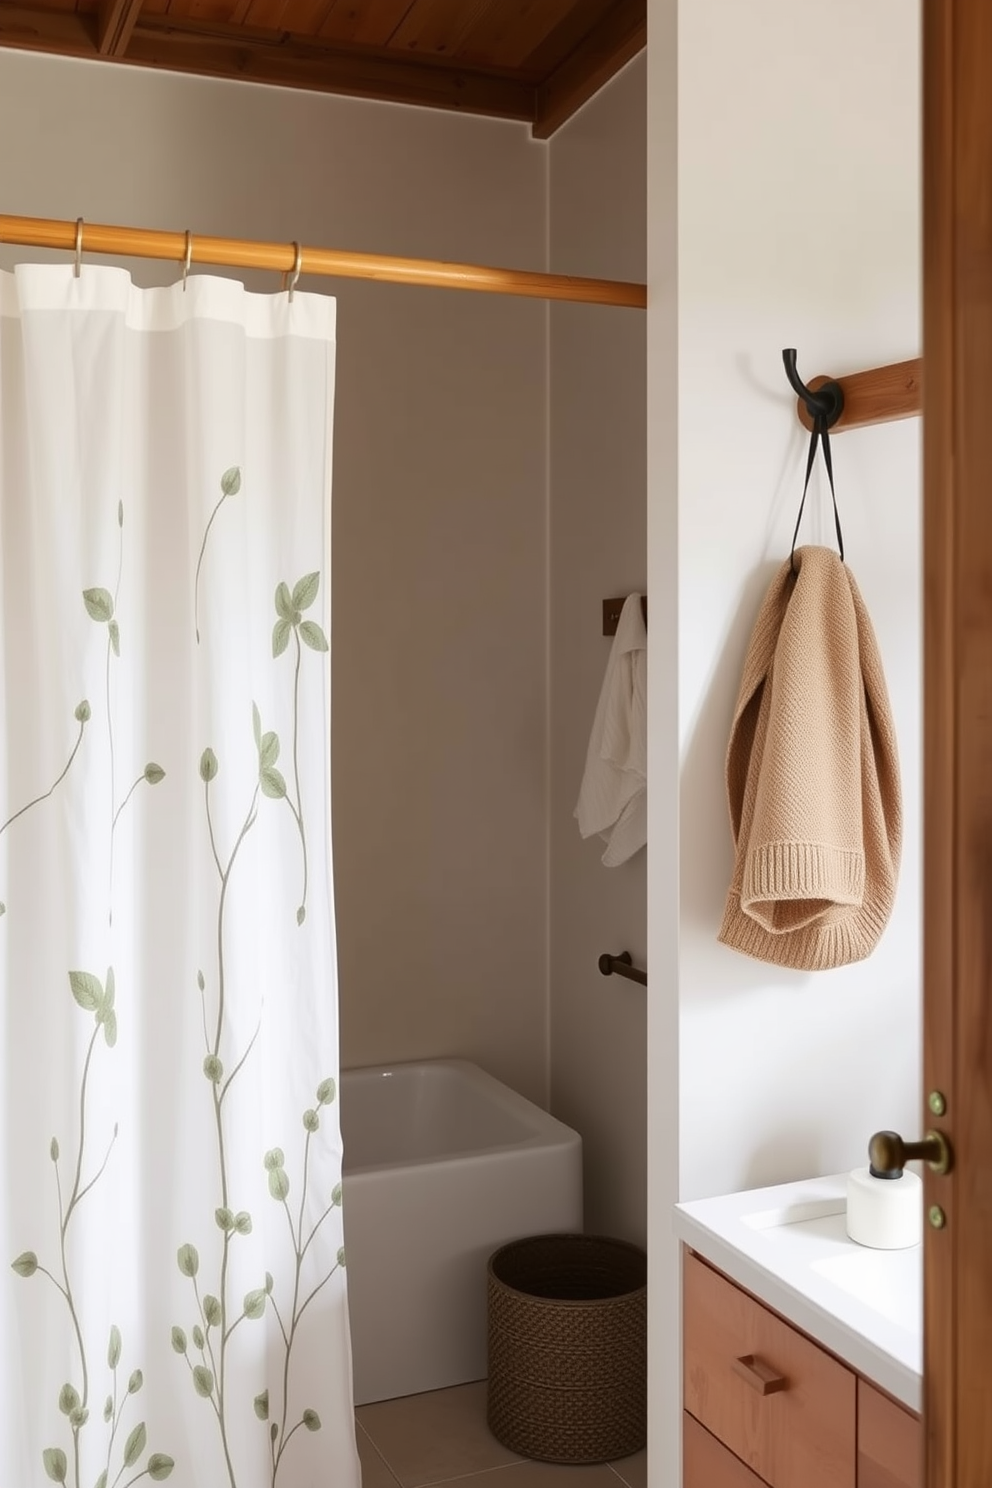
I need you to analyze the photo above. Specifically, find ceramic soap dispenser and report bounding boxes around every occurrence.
[846,1127,952,1249]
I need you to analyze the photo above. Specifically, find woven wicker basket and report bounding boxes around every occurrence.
[486,1233,647,1465]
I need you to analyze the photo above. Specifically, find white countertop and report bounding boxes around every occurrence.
[674,1173,922,1412]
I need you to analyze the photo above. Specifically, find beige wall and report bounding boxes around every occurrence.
[0,49,551,1104]
[648,2,921,1480]
[549,55,647,1245]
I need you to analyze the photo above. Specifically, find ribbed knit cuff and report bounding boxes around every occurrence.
[719,888,891,972]
[741,840,865,933]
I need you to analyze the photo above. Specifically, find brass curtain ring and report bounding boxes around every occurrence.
[283,241,303,301]
[74,217,84,278]
[181,230,193,291]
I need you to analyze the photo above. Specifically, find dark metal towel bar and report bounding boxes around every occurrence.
[598,951,647,987]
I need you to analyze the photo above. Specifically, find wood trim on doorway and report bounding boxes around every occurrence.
[922,1,955,1482]
[923,0,992,1481]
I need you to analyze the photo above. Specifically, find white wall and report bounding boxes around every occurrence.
[548,54,647,1246]
[648,1,921,1481]
[0,49,552,1104]
[677,0,921,1203]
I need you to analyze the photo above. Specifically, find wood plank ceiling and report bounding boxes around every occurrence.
[0,0,646,136]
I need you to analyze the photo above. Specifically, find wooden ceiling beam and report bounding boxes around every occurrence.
[127,17,536,116]
[0,4,99,61]
[98,0,145,56]
[532,0,645,139]
[0,5,537,120]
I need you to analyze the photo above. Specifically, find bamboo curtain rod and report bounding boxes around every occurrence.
[0,214,647,310]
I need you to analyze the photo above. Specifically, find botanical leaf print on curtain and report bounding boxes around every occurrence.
[0,264,357,1488]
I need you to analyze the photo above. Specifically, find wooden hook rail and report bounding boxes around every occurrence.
[796,357,922,433]
[0,213,647,310]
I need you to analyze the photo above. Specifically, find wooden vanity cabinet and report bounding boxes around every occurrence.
[682,1248,922,1488]
[858,1379,923,1488]
[684,1413,767,1487]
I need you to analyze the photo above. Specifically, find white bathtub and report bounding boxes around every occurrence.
[341,1059,583,1405]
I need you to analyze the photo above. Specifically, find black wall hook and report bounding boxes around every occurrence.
[782,349,845,428]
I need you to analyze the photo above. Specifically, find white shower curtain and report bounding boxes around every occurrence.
[0,265,359,1488]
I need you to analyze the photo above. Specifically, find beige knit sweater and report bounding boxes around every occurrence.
[719,546,902,971]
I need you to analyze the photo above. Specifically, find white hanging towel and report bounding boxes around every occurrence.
[574,593,647,866]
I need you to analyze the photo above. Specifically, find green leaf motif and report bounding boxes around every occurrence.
[148,1455,175,1481]
[220,467,242,497]
[202,1055,223,1084]
[197,969,205,992]
[192,1366,213,1399]
[259,731,280,770]
[69,971,103,1012]
[69,1406,88,1429]
[272,619,292,658]
[123,1422,147,1467]
[192,1325,205,1352]
[42,1447,67,1482]
[118,500,124,529]
[170,1327,187,1354]
[331,1182,343,1208]
[127,1370,143,1395]
[274,581,295,622]
[243,1288,266,1321]
[144,762,166,785]
[75,700,91,723]
[299,620,329,653]
[260,767,287,800]
[215,1207,235,1233]
[199,748,218,783]
[0,903,5,917]
[337,1246,346,1268]
[269,1424,278,1444]
[177,1243,199,1279]
[105,967,116,1010]
[264,1272,274,1294]
[104,1396,113,1423]
[58,1383,80,1416]
[96,1471,108,1488]
[263,1148,284,1171]
[234,1211,252,1236]
[316,1077,336,1106]
[268,1167,290,1201]
[292,572,320,612]
[252,702,262,750]
[83,588,114,623]
[103,1009,118,1049]
[297,905,306,927]
[302,1108,320,1133]
[108,619,120,658]
[108,1324,122,1370]
[203,1295,221,1328]
[253,1389,269,1421]
[12,1251,38,1277]
[302,1409,321,1432]
[50,1138,59,1163]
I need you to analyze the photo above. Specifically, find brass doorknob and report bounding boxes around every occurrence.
[868,1129,953,1178]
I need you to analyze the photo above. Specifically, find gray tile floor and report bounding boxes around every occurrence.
[355,1382,647,1488]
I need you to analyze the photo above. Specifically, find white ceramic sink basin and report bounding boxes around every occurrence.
[674,1174,923,1411]
[741,1197,922,1334]
[811,1247,922,1335]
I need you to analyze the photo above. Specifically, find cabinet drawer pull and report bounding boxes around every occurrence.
[732,1354,788,1396]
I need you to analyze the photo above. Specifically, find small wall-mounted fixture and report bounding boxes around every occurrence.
[602,596,647,637]
[598,951,647,987]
